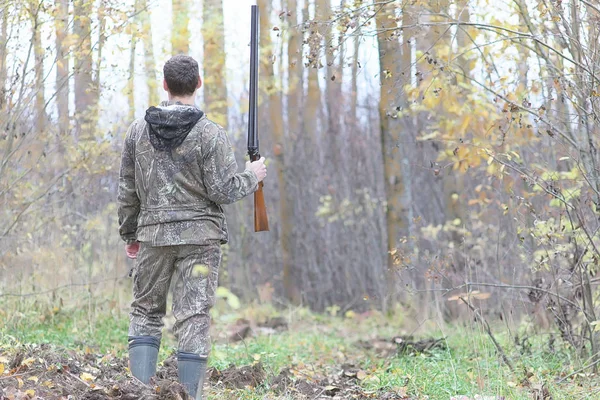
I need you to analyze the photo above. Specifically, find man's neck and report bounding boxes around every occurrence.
[167,95,196,106]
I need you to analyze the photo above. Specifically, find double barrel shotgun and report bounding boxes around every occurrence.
[247,4,269,232]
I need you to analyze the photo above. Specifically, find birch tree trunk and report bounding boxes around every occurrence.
[139,0,159,106]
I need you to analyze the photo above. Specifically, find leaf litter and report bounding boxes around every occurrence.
[0,343,188,400]
[0,342,414,399]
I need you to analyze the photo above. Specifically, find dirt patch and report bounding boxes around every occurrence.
[270,364,412,399]
[258,316,288,331]
[357,335,446,357]
[209,362,266,390]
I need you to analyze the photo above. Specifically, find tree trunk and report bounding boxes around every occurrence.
[172,0,190,54]
[139,0,159,106]
[322,0,342,168]
[202,0,228,127]
[376,3,408,268]
[305,0,321,145]
[55,0,69,134]
[73,0,95,139]
[282,0,302,304]
[93,2,106,125]
[443,0,466,244]
[30,0,46,133]
[287,0,302,138]
[350,26,360,119]
[257,0,299,304]
[127,12,137,122]
[0,6,9,110]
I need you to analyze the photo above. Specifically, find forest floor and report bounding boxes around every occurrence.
[0,298,597,399]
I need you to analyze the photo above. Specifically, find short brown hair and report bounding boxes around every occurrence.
[163,55,199,96]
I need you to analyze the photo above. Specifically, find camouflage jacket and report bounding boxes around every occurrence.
[117,101,258,246]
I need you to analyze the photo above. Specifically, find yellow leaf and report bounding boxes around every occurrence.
[458,115,471,134]
[22,357,36,367]
[0,363,4,374]
[27,376,39,383]
[18,377,24,388]
[25,389,35,397]
[80,372,96,382]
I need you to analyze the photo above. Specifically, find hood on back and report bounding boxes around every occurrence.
[144,101,204,151]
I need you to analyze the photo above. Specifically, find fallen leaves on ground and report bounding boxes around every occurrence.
[0,343,189,400]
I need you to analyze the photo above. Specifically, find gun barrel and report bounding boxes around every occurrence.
[247,4,259,159]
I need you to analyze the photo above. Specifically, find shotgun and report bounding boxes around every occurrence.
[248,4,269,232]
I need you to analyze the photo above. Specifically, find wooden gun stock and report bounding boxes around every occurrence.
[254,181,269,232]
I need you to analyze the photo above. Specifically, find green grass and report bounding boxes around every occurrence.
[1,298,598,399]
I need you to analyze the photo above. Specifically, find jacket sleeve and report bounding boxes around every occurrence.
[117,123,140,243]
[202,125,259,205]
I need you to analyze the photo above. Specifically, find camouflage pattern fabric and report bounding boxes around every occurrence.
[117,101,258,246]
[129,242,221,356]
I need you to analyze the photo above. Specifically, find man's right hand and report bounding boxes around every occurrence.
[246,157,267,182]
[125,241,140,259]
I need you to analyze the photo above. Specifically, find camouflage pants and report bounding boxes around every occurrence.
[129,242,221,356]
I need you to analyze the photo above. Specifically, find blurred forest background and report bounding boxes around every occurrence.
[2,0,600,359]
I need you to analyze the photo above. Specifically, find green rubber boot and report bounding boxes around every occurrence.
[128,336,160,384]
[177,351,207,399]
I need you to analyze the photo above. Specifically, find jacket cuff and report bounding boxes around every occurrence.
[122,236,138,244]
[244,169,259,193]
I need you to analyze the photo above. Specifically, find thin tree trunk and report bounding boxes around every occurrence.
[0,7,9,110]
[305,0,321,145]
[93,2,106,125]
[257,0,298,304]
[376,3,408,269]
[287,0,302,137]
[30,0,46,133]
[322,0,342,166]
[55,0,69,134]
[443,0,466,245]
[172,0,190,54]
[127,16,137,122]
[202,0,228,127]
[350,26,360,120]
[139,0,158,106]
[73,0,95,139]
[283,0,303,304]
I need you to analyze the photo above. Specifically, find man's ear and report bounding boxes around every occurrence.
[197,76,202,89]
[163,79,169,92]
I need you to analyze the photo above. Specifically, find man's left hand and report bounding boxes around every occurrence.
[125,241,140,259]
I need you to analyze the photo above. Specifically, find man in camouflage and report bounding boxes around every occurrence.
[117,54,267,399]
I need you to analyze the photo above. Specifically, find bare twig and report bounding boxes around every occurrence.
[459,296,515,373]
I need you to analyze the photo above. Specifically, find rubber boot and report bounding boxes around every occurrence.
[128,336,160,384]
[177,351,207,399]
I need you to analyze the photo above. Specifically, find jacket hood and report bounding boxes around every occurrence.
[144,101,204,151]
